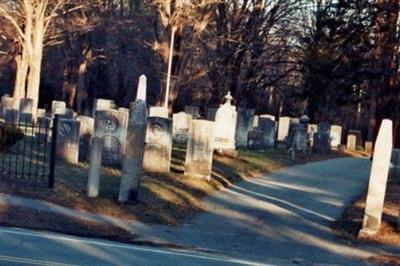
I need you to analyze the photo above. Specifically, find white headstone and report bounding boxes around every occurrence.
[173,112,192,143]
[214,92,237,150]
[277,116,291,142]
[137,75,147,101]
[149,106,169,118]
[56,118,80,164]
[330,125,342,148]
[359,119,393,236]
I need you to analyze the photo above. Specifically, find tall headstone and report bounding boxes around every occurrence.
[172,112,192,143]
[330,125,342,149]
[143,117,173,173]
[87,137,103,197]
[313,122,331,153]
[56,118,80,164]
[94,109,128,166]
[184,120,215,180]
[51,101,66,117]
[277,116,291,142]
[185,106,200,119]
[214,92,237,151]
[258,118,276,149]
[359,119,393,236]
[149,106,169,118]
[235,108,255,148]
[119,75,148,202]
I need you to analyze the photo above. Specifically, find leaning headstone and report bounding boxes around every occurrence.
[149,106,169,118]
[5,109,19,124]
[330,125,342,149]
[143,117,173,173]
[77,115,95,161]
[259,118,276,149]
[359,119,393,236]
[51,101,66,117]
[172,112,192,143]
[94,109,128,166]
[277,116,291,142]
[185,106,200,119]
[119,75,148,202]
[235,108,255,148]
[313,122,331,153]
[184,120,215,180]
[87,137,103,197]
[56,118,80,164]
[214,92,237,151]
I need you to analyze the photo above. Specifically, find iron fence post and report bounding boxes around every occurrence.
[48,115,59,188]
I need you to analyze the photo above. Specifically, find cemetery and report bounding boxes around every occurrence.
[0,0,399,265]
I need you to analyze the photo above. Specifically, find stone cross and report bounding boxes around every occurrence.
[359,119,393,236]
[184,120,215,180]
[235,108,255,148]
[143,117,173,173]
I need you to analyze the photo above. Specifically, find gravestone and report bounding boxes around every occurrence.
[288,125,308,158]
[119,74,148,202]
[307,124,318,148]
[149,106,169,118]
[184,120,215,180]
[185,106,200,119]
[94,109,128,166]
[359,119,393,236]
[260,114,275,121]
[365,141,373,154]
[313,122,331,153]
[143,117,173,173]
[36,117,51,138]
[347,135,356,151]
[259,118,276,149]
[87,137,103,197]
[247,129,263,150]
[5,109,19,124]
[214,92,237,151]
[347,130,363,150]
[19,98,33,114]
[207,108,217,121]
[77,116,95,161]
[235,108,255,148]
[389,149,400,180]
[94,98,115,111]
[56,118,80,164]
[51,101,66,117]
[118,107,130,116]
[37,109,46,118]
[61,108,74,119]
[1,96,14,119]
[253,115,259,128]
[277,116,291,142]
[330,125,342,149]
[172,112,192,143]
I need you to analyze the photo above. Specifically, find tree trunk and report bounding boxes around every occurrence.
[76,61,88,113]
[13,51,29,102]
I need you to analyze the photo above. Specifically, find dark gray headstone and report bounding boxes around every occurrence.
[56,119,80,164]
[259,118,276,149]
[235,108,255,148]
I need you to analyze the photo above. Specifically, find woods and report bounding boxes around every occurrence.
[0,0,399,145]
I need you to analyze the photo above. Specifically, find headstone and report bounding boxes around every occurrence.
[87,137,103,197]
[62,108,74,119]
[389,149,400,180]
[19,98,33,114]
[313,122,331,153]
[253,115,260,127]
[185,106,200,119]
[94,98,115,111]
[94,109,128,166]
[330,125,342,149]
[5,109,19,124]
[172,112,192,143]
[77,116,95,161]
[347,135,356,151]
[19,113,33,125]
[184,120,215,180]
[36,117,51,138]
[258,118,276,149]
[119,75,148,202]
[214,92,237,151]
[118,107,130,115]
[56,118,80,164]
[247,129,262,150]
[359,119,393,236]
[37,109,46,118]
[235,108,255,148]
[260,114,275,121]
[347,130,363,150]
[365,141,373,154]
[143,117,173,173]
[288,125,308,158]
[51,101,66,117]
[307,124,318,148]
[149,106,169,118]
[277,116,291,142]
[1,96,15,119]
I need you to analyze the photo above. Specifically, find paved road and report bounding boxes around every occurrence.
[133,157,397,265]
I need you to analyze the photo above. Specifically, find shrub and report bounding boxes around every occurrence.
[0,123,24,151]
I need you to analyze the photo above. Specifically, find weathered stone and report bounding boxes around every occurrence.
[56,118,80,164]
[259,114,275,121]
[94,109,128,166]
[360,119,393,236]
[247,129,263,150]
[287,124,307,155]
[185,106,200,119]
[36,117,51,137]
[37,109,46,118]
[94,98,116,111]
[87,137,103,197]
[172,112,192,143]
[143,117,173,173]
[51,101,66,117]
[313,122,331,153]
[19,98,34,114]
[184,120,215,180]
[118,107,130,115]
[347,135,357,151]
[277,116,291,142]
[330,125,342,149]
[389,149,400,180]
[19,113,33,125]
[149,106,169,118]
[136,75,147,101]
[214,92,237,151]
[119,99,148,202]
[365,141,373,154]
[1,96,15,119]
[253,115,259,127]
[235,108,255,148]
[77,116,95,161]
[347,130,363,150]
[259,118,276,149]
[307,124,318,148]
[5,109,19,124]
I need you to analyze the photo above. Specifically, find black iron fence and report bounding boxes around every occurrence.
[0,117,56,188]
